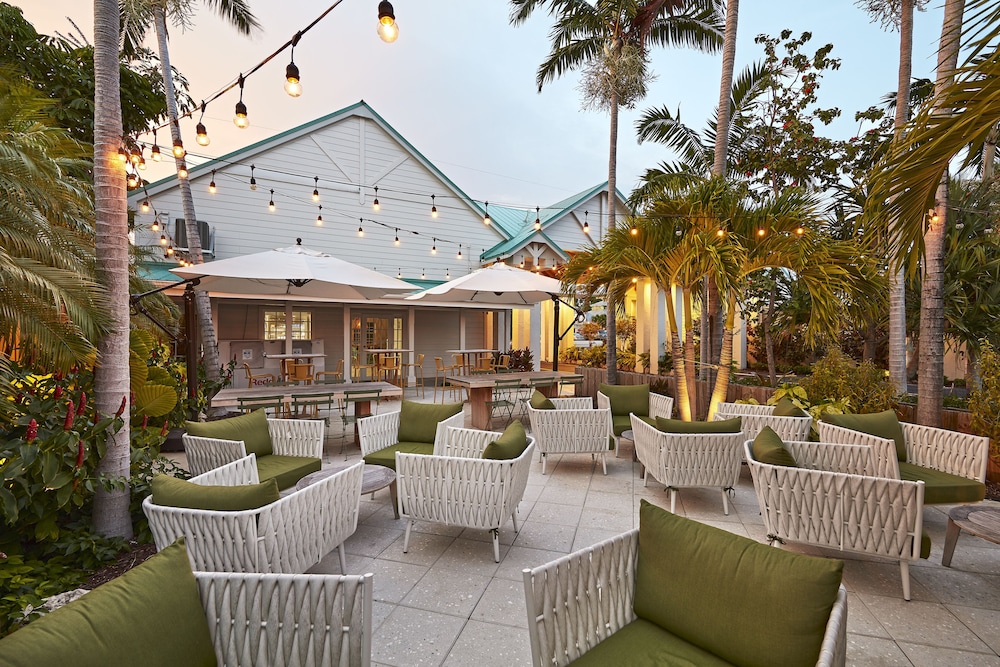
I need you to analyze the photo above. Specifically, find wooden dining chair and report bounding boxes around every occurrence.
[434,356,460,403]
[286,360,315,385]
[315,358,344,383]
[243,363,276,387]
[400,353,426,397]
[378,354,402,386]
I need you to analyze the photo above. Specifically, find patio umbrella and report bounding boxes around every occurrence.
[405,263,565,305]
[170,242,417,300]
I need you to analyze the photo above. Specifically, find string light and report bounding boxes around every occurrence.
[209,170,217,194]
[195,101,210,146]
[373,186,380,211]
[795,225,805,236]
[150,142,161,161]
[630,221,638,236]
[397,268,402,278]
[534,207,541,231]
[117,147,128,164]
[166,243,174,256]
[268,189,275,211]
[151,217,159,232]
[358,219,364,236]
[141,199,150,213]
[431,238,437,254]
[126,171,139,188]
[316,204,323,225]
[249,164,257,190]
[394,228,399,245]
[929,208,940,223]
[160,234,168,245]
[377,1,398,43]
[431,194,437,218]
[172,135,185,158]
[457,245,462,259]
[284,32,303,97]
[446,269,450,279]
[176,163,188,179]
[483,201,491,225]
[421,269,425,279]
[136,153,146,170]
[583,210,590,234]
[234,74,249,128]
[757,227,766,237]
[312,176,320,202]
[716,228,725,237]
[129,150,141,166]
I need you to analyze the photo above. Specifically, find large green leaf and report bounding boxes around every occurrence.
[145,366,177,386]
[130,349,148,387]
[133,383,177,417]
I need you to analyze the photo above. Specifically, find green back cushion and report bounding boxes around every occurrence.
[152,474,280,511]
[773,397,808,418]
[600,383,650,417]
[655,416,742,434]
[752,426,798,467]
[185,408,273,458]
[823,409,906,461]
[397,400,463,444]
[0,539,216,667]
[529,390,555,410]
[634,500,843,667]
[482,420,529,460]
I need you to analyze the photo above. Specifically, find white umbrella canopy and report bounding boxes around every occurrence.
[405,262,565,305]
[170,242,417,300]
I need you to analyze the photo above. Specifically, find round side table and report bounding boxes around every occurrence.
[296,464,398,519]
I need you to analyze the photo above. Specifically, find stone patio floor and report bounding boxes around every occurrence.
[182,389,1000,666]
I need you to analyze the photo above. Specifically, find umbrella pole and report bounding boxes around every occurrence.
[184,283,199,418]
[552,297,560,372]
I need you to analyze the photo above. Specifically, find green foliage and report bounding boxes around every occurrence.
[969,340,1000,459]
[798,349,898,414]
[508,347,534,372]
[560,344,608,368]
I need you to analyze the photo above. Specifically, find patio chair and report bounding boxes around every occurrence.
[144,455,365,574]
[713,400,812,442]
[396,425,536,561]
[526,397,613,474]
[486,377,522,428]
[558,373,584,396]
[236,394,288,418]
[315,358,345,383]
[339,388,383,442]
[630,415,744,515]
[433,356,461,402]
[284,359,314,385]
[516,377,556,418]
[243,362,276,387]
[358,403,465,469]
[597,383,674,456]
[400,353,426,397]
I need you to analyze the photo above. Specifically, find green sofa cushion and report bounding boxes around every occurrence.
[823,409,906,462]
[397,400,463,444]
[567,618,735,667]
[529,390,555,410]
[634,500,843,667]
[0,539,216,667]
[752,426,798,467]
[185,408,273,458]
[256,455,321,491]
[899,462,986,505]
[612,414,654,436]
[363,442,434,470]
[773,397,809,418]
[655,416,742,434]
[483,420,529,460]
[600,383,649,417]
[152,474,280,511]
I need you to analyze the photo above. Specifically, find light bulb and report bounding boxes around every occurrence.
[446,270,450,279]
[421,269,425,279]
[160,234,167,245]
[268,189,275,211]
[127,173,139,188]
[137,156,146,170]
[373,186,380,211]
[397,269,402,279]
[757,228,766,237]
[316,205,323,225]
[249,164,256,190]
[284,62,302,97]
[312,176,320,202]
[177,165,188,179]
[234,100,249,128]
[394,229,400,246]
[166,244,174,256]
[172,139,185,158]
[358,219,364,236]
[195,122,210,146]
[209,170,217,194]
[377,1,398,43]
[129,151,141,166]
[716,228,725,237]
[431,238,437,254]
[483,202,490,225]
[117,147,128,163]
[431,194,438,218]
[151,218,159,232]
[150,144,161,161]
[457,246,462,259]
[583,221,590,234]
[795,226,805,236]
[630,224,638,236]
[141,199,150,213]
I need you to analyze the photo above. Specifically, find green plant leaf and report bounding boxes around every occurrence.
[145,366,176,386]
[133,384,177,418]
[129,349,148,387]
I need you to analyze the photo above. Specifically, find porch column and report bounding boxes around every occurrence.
[343,306,352,382]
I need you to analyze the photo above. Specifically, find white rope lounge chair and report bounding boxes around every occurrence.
[143,455,364,574]
[358,409,465,467]
[745,439,926,600]
[526,397,613,474]
[597,387,673,456]
[395,426,536,562]
[630,415,744,515]
[714,400,812,442]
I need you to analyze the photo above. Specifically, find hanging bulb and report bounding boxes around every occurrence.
[284,63,302,97]
[675,226,682,237]
[249,164,256,190]
[795,225,805,236]
[394,228,400,246]
[583,211,590,234]
[421,269,426,279]
[268,189,275,212]
[172,138,185,158]
[151,217,159,232]
[141,199,150,213]
[630,222,638,236]
[373,186,380,211]
[137,155,146,170]
[757,227,766,237]
[126,172,139,188]
[209,169,217,194]
[195,122,210,146]
[166,244,174,256]
[316,205,323,225]
[358,219,364,236]
[457,245,462,259]
[377,0,398,43]
[160,234,167,245]
[483,202,491,225]
[446,269,450,279]
[177,163,188,179]
[233,74,249,128]
[929,208,940,223]
[534,206,541,231]
[431,194,438,218]
[716,228,726,238]
[431,238,437,254]
[150,143,161,161]
[129,150,142,166]
[397,268,402,279]
[312,176,320,202]
[117,147,128,164]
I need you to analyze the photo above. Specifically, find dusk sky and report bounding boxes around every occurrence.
[19,1,946,210]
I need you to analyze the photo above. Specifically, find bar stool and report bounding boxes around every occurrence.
[400,353,426,397]
[434,356,460,403]
[379,354,401,386]
[285,360,314,385]
[315,358,344,383]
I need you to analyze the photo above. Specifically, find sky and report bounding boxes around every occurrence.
[18,0,947,211]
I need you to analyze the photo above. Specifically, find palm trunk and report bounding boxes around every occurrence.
[708,293,737,419]
[984,123,998,180]
[665,288,691,420]
[683,287,698,418]
[153,9,221,387]
[764,282,777,386]
[918,0,964,427]
[700,281,709,380]
[888,0,913,393]
[92,0,133,539]
[606,88,619,384]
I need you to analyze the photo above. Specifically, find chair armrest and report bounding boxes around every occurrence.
[901,422,989,482]
[267,418,324,458]
[436,426,500,458]
[550,397,593,410]
[818,586,848,667]
[433,412,468,449]
[596,392,610,412]
[522,529,638,667]
[141,498,263,571]
[649,393,674,420]
[781,441,877,476]
[190,454,260,486]
[195,571,373,667]
[357,411,401,456]
[728,414,812,442]
[716,402,776,417]
[182,435,247,476]
[815,421,900,479]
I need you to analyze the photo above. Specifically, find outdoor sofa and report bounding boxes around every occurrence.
[523,500,847,666]
[183,408,323,490]
[0,539,374,667]
[714,398,813,442]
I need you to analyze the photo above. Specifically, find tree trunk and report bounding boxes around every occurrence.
[92,0,133,539]
[665,291,691,420]
[888,0,914,393]
[605,88,619,384]
[153,9,221,387]
[764,283,777,386]
[700,281,710,381]
[984,123,998,180]
[708,293,737,420]
[918,0,964,427]
[683,287,698,419]
[863,319,878,361]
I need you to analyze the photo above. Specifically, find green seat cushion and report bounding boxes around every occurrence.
[752,426,798,467]
[363,442,434,470]
[898,462,986,504]
[655,416,742,434]
[529,390,555,410]
[152,474,280,511]
[613,414,654,436]
[921,530,932,560]
[634,500,843,667]
[773,397,809,418]
[255,455,321,491]
[823,409,906,461]
[185,408,273,458]
[600,383,650,417]
[567,618,734,667]
[397,400,463,444]
[483,420,529,460]
[0,539,216,667]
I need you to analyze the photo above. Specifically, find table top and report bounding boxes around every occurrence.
[295,464,396,494]
[212,381,401,408]
[621,430,634,441]
[265,353,327,360]
[447,349,498,355]
[366,348,413,354]
[948,505,1000,543]
[444,370,571,388]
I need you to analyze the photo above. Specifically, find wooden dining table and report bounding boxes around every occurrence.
[445,370,570,430]
[365,348,412,385]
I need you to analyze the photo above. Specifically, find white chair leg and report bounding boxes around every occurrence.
[670,489,677,514]
[614,436,620,458]
[600,453,607,476]
[900,560,911,601]
[338,544,347,574]
[512,511,520,532]
[403,520,413,553]
[722,489,730,516]
[643,468,649,487]
[541,454,547,475]
[492,531,500,563]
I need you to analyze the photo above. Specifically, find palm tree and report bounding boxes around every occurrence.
[122,0,260,387]
[92,0,133,538]
[510,0,724,383]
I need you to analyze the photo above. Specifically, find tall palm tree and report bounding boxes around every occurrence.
[510,0,724,382]
[92,0,133,538]
[122,0,260,387]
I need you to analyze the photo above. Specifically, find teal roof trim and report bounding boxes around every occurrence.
[139,261,183,284]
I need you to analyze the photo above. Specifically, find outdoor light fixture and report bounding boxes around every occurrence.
[129,150,142,166]
[421,269,425,279]
[126,172,139,188]
[795,225,805,236]
[583,211,590,234]
[373,186,380,211]
[137,155,146,170]
[377,1,398,43]
[431,194,438,218]
[398,268,402,278]
[209,170,217,194]
[929,208,940,223]
[316,205,323,225]
[457,245,463,259]
[358,219,364,236]
[177,163,188,179]
[195,102,210,146]
[394,228,400,246]
[234,74,249,128]
[160,234,167,245]
[630,222,638,236]
[269,189,275,211]
[166,244,174,256]
[284,32,303,97]
[151,217,159,232]
[716,228,725,237]
[534,207,541,231]
[312,176,320,202]
[117,147,128,163]
[446,269,450,279]
[141,199,150,213]
[172,137,185,158]
[249,164,257,190]
[150,143,161,161]
[483,202,491,225]
[757,227,766,237]
[431,238,437,254]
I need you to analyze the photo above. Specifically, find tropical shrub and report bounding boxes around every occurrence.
[508,347,534,372]
[969,340,1000,460]
[799,349,898,414]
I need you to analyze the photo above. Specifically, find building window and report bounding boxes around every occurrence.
[264,311,311,340]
